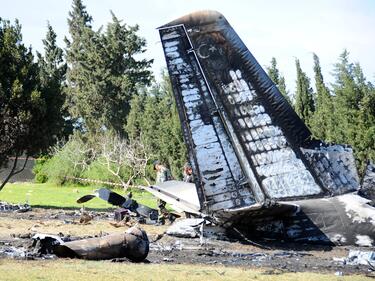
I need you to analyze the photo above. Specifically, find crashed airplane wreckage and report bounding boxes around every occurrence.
[77,187,159,222]
[32,227,149,262]
[154,10,375,246]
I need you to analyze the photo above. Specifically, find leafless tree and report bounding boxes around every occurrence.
[97,134,150,189]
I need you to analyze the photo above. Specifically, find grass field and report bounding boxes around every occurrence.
[0,182,158,209]
[0,259,372,281]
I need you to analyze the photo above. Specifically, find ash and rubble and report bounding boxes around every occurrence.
[0,201,31,213]
[0,209,374,276]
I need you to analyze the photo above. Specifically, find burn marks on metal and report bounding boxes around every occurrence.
[168,22,323,200]
[159,11,362,213]
[360,161,375,202]
[160,25,256,212]
[212,68,322,199]
[302,145,360,195]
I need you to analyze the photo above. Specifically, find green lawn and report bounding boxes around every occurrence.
[0,182,158,210]
[0,259,372,281]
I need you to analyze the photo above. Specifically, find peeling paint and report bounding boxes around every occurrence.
[355,235,374,247]
[338,193,375,225]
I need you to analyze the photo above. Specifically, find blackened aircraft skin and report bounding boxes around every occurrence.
[77,188,158,221]
[158,10,375,246]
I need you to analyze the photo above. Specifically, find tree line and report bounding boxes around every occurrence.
[1,0,374,189]
[267,52,375,171]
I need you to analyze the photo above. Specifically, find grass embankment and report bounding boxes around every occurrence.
[0,182,158,210]
[0,259,372,281]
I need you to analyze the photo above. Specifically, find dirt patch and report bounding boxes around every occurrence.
[0,208,373,276]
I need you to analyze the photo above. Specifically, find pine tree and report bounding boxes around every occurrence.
[331,50,375,169]
[65,0,152,135]
[310,53,335,141]
[37,23,70,142]
[331,50,361,144]
[0,18,66,189]
[101,12,153,134]
[64,0,94,131]
[294,58,315,126]
[266,57,291,104]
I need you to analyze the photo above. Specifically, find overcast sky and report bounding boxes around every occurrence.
[2,0,374,93]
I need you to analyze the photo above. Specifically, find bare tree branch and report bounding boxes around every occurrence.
[12,155,29,176]
[96,134,150,190]
[0,155,19,191]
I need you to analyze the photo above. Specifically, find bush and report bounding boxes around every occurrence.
[41,134,90,185]
[33,156,50,183]
[35,131,160,187]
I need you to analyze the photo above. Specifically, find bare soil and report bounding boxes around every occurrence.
[0,208,374,277]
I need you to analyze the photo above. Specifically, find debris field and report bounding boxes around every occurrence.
[0,207,374,278]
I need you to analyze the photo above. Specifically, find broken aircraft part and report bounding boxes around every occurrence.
[0,201,31,212]
[346,250,375,266]
[34,227,149,262]
[166,218,226,240]
[144,180,201,215]
[77,188,158,222]
[231,193,375,246]
[360,161,375,202]
[157,10,375,246]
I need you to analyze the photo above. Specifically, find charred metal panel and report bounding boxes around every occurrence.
[51,227,149,261]
[159,25,256,212]
[302,145,360,195]
[360,161,375,201]
[232,194,375,246]
[159,11,324,201]
[77,188,158,221]
[289,194,375,246]
[363,161,375,187]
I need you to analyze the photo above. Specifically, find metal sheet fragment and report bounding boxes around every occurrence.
[360,161,375,201]
[54,227,149,262]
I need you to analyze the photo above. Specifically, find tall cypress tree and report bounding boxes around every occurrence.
[37,23,70,142]
[65,0,152,135]
[331,50,361,144]
[64,0,93,131]
[266,57,291,104]
[331,50,375,169]
[310,53,335,141]
[101,12,152,134]
[125,89,146,140]
[157,72,187,177]
[294,59,315,126]
[356,80,375,169]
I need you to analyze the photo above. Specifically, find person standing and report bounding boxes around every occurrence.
[183,162,194,183]
[153,160,172,224]
[154,160,172,184]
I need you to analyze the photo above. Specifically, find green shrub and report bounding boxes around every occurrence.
[41,135,89,185]
[33,156,50,183]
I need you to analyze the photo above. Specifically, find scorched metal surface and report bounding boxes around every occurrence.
[158,10,375,246]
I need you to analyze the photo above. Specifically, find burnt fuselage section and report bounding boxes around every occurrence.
[158,10,375,246]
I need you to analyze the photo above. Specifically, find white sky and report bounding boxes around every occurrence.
[2,0,374,94]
